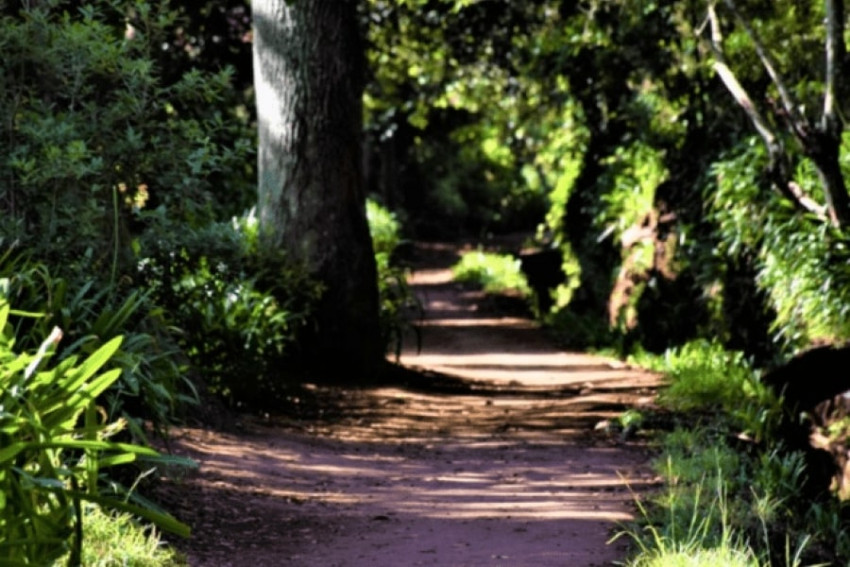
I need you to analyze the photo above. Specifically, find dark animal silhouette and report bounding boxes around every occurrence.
[518,249,565,314]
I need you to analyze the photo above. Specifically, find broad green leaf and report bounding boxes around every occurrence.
[97,453,137,468]
[41,368,123,430]
[0,442,26,465]
[54,489,191,538]
[61,336,123,393]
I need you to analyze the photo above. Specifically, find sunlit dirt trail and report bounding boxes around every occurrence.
[163,241,662,567]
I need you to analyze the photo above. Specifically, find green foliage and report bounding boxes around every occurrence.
[535,100,587,312]
[363,2,570,235]
[632,340,779,442]
[367,199,403,258]
[136,210,322,405]
[709,136,850,348]
[452,250,531,297]
[637,339,755,411]
[0,250,190,435]
[623,432,820,567]
[597,142,668,242]
[0,0,254,278]
[619,464,759,567]
[0,298,190,565]
[0,0,256,418]
[366,199,420,358]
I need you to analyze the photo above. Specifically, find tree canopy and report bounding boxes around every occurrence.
[4,0,850,404]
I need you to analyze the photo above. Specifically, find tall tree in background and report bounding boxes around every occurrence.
[252,0,382,377]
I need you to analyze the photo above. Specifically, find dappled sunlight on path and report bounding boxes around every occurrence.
[165,240,663,567]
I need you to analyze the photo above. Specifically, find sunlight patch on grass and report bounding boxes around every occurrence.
[55,505,185,567]
[452,250,531,296]
[629,547,758,567]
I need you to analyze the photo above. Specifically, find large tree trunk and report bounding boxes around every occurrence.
[252,0,382,378]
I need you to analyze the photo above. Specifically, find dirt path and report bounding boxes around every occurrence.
[162,241,662,566]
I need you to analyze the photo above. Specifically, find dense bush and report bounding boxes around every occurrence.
[452,250,532,297]
[0,1,259,420]
[136,210,322,406]
[709,137,850,350]
[631,340,780,442]
[0,0,253,280]
[622,341,849,565]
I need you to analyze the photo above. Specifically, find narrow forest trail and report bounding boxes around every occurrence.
[162,241,663,567]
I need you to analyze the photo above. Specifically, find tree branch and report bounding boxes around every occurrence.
[721,0,812,143]
[705,4,778,152]
[702,2,828,220]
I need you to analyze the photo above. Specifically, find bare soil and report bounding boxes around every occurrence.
[159,241,663,567]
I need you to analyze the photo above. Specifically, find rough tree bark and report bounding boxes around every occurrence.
[252,0,382,377]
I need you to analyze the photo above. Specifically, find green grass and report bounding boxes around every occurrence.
[619,340,846,566]
[627,548,758,567]
[55,505,186,567]
[451,249,531,296]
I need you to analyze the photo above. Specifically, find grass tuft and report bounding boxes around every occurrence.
[55,505,186,567]
[620,339,846,566]
[452,249,531,296]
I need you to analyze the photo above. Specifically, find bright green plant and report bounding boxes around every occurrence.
[452,250,532,297]
[0,298,190,565]
[366,199,421,358]
[620,431,815,567]
[622,339,845,566]
[367,199,403,258]
[631,339,780,441]
[0,0,254,423]
[709,135,850,349]
[0,250,191,436]
[617,465,759,567]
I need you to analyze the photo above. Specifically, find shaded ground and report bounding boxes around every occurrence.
[160,240,663,566]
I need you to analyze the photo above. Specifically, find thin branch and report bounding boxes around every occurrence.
[703,2,828,218]
[724,0,812,149]
[706,4,778,150]
[721,0,812,142]
[787,181,829,221]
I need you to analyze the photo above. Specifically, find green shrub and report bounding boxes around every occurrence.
[622,340,843,566]
[0,297,190,565]
[631,339,779,440]
[452,249,531,297]
[619,463,759,567]
[709,136,850,348]
[0,0,253,280]
[137,210,322,405]
[367,199,403,257]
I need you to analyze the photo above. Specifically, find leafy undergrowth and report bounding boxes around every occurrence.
[618,340,850,566]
